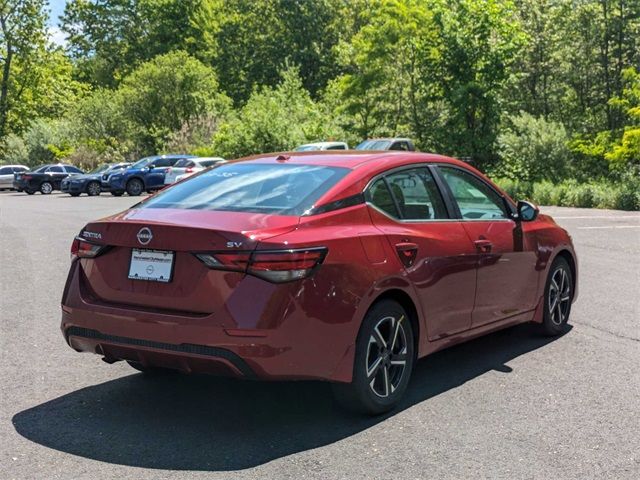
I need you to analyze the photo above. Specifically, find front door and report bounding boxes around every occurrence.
[437,166,539,327]
[366,166,478,341]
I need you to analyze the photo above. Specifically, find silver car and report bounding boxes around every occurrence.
[0,165,29,190]
[164,157,225,185]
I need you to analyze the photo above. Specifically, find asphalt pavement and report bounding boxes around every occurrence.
[1,192,638,480]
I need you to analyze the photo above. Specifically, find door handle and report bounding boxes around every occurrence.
[474,239,493,253]
[395,242,418,267]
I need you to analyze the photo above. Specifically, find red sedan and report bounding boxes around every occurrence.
[61,152,578,414]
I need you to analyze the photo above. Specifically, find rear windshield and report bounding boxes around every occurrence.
[141,163,349,215]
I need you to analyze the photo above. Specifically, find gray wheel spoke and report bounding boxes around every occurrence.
[367,356,383,378]
[373,326,387,349]
[390,315,404,351]
[382,365,390,397]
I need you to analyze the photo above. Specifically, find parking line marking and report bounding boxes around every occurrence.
[577,225,640,230]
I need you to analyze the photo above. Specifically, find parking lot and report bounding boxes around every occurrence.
[1,192,638,480]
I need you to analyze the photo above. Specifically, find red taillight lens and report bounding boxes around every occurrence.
[185,167,194,173]
[23,174,32,180]
[195,247,327,283]
[70,236,108,260]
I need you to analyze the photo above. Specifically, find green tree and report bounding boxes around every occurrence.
[117,50,231,152]
[61,0,198,86]
[213,66,344,158]
[0,0,48,139]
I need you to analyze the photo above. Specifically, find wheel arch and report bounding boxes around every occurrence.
[551,247,578,302]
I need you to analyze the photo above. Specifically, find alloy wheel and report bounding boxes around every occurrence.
[40,182,53,194]
[548,267,571,325]
[87,182,101,196]
[366,315,409,398]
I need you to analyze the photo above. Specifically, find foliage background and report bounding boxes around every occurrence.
[0,0,639,208]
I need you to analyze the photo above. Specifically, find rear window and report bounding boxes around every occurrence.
[141,163,349,215]
[174,159,195,168]
[199,160,222,167]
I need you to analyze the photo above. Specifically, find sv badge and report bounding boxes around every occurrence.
[226,241,243,248]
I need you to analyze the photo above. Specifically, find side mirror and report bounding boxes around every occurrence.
[516,200,539,222]
[147,164,155,170]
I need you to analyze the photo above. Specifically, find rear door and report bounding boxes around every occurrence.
[366,166,477,340]
[46,166,66,188]
[436,165,539,327]
[147,157,181,189]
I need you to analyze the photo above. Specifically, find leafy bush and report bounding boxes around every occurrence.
[532,181,555,205]
[493,177,533,200]
[497,112,570,182]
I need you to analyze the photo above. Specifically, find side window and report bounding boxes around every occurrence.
[13,167,27,173]
[389,141,409,151]
[368,168,448,220]
[439,167,507,220]
[385,168,448,219]
[367,178,398,217]
[155,158,178,168]
[65,166,82,173]
[326,145,346,150]
[48,166,64,173]
[0,167,12,175]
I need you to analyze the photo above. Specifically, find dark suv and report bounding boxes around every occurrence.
[107,155,196,196]
[13,164,84,194]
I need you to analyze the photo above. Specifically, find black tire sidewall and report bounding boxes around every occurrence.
[542,257,573,335]
[347,300,415,414]
[126,179,143,196]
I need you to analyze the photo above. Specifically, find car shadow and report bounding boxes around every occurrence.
[12,323,570,471]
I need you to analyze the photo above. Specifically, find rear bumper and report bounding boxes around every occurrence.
[60,260,359,382]
[64,326,257,378]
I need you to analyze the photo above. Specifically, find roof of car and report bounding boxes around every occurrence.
[234,150,460,169]
[298,141,348,147]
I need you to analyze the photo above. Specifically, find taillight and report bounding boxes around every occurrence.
[70,236,108,260]
[23,174,32,180]
[194,247,327,283]
[185,167,194,173]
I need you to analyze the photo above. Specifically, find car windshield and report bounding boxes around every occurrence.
[140,163,350,215]
[130,156,157,169]
[356,140,391,150]
[294,145,321,151]
[89,164,109,174]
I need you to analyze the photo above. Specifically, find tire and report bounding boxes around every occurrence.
[126,178,144,196]
[25,189,35,195]
[69,192,81,197]
[332,300,415,415]
[40,182,53,194]
[540,256,574,336]
[126,360,174,375]
[110,190,124,197]
[86,181,101,196]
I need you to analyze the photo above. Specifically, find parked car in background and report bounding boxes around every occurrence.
[61,162,131,197]
[0,165,28,190]
[356,138,415,151]
[62,151,577,414]
[294,141,349,151]
[13,164,84,194]
[164,157,225,185]
[107,154,196,196]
